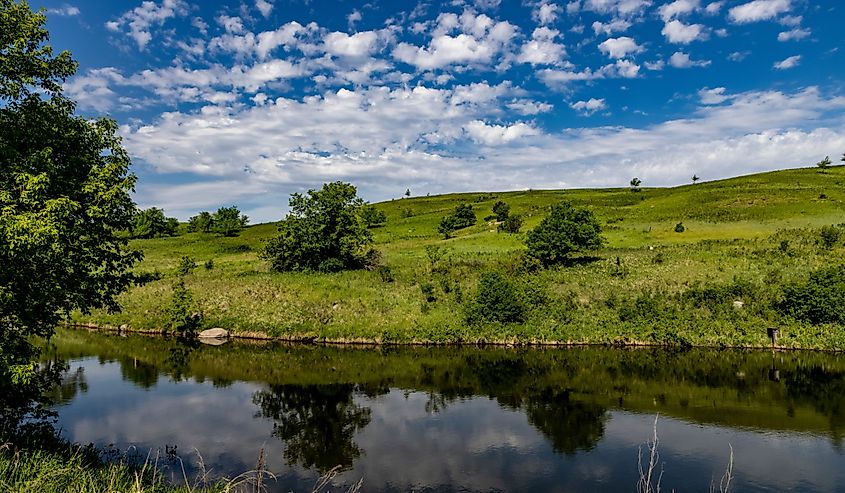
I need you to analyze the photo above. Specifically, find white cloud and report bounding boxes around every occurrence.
[566,1,581,14]
[668,51,711,68]
[658,0,699,21]
[538,59,639,87]
[773,55,800,70]
[661,20,707,44]
[598,37,643,59]
[516,27,566,65]
[570,98,607,115]
[464,120,540,145]
[347,9,362,30]
[591,19,632,35]
[255,0,273,18]
[704,1,724,14]
[106,0,189,50]
[698,87,729,104]
[777,28,810,41]
[47,5,80,16]
[533,2,561,25]
[217,15,244,34]
[728,0,791,24]
[644,59,664,70]
[582,0,652,16]
[728,51,750,61]
[323,31,380,58]
[507,99,554,115]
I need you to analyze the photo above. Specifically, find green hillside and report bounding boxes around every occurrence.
[72,165,845,349]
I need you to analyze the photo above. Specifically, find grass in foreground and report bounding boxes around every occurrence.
[72,166,845,348]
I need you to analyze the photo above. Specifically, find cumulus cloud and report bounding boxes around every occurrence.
[516,27,566,65]
[728,0,792,24]
[255,0,273,18]
[106,0,189,50]
[591,19,631,35]
[773,55,800,70]
[570,98,607,115]
[698,87,729,104]
[533,2,561,25]
[777,28,810,41]
[47,5,80,16]
[668,51,710,68]
[661,20,707,44]
[598,37,643,59]
[464,120,540,145]
[658,0,699,21]
[582,0,652,16]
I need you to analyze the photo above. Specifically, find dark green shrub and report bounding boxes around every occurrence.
[525,202,603,266]
[819,225,841,249]
[177,255,197,275]
[377,265,394,283]
[360,204,387,228]
[132,207,179,238]
[167,279,202,336]
[466,272,525,324]
[498,214,523,233]
[204,259,214,270]
[617,291,669,323]
[780,265,845,324]
[212,206,248,237]
[674,222,685,233]
[187,211,213,233]
[492,201,510,221]
[420,283,436,302]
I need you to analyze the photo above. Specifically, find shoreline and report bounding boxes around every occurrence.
[62,322,843,353]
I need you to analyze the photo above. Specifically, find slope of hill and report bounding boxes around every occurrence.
[73,166,845,349]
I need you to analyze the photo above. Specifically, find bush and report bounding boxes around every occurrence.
[420,283,436,303]
[261,182,374,272]
[498,214,523,233]
[204,259,214,270]
[176,255,196,275]
[212,206,248,237]
[466,272,525,324]
[187,211,213,233]
[525,202,604,266]
[780,265,845,324]
[819,225,841,249]
[376,265,394,283]
[360,204,387,228]
[132,208,179,238]
[492,201,510,221]
[674,222,685,233]
[167,279,202,335]
[438,204,477,238]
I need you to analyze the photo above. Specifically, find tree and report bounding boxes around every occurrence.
[1,0,140,430]
[405,188,411,197]
[691,174,700,184]
[211,206,248,237]
[498,214,523,233]
[359,203,386,228]
[630,177,641,192]
[465,272,526,324]
[817,155,832,171]
[261,182,374,272]
[492,201,510,221]
[132,207,178,238]
[187,211,213,233]
[438,203,477,238]
[525,202,604,266]
[841,153,845,164]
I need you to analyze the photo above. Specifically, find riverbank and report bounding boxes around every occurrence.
[72,166,845,350]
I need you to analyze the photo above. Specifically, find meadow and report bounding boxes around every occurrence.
[72,165,845,349]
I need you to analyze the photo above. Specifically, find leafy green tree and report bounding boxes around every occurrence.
[817,155,832,171]
[466,272,526,324]
[630,177,641,191]
[498,214,523,233]
[211,206,248,237]
[492,201,510,221]
[359,203,386,228]
[187,211,213,233]
[692,174,699,184]
[1,0,139,429]
[525,202,604,266]
[438,203,477,238]
[261,182,374,272]
[132,207,178,238]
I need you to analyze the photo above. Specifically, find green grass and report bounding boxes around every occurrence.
[72,165,845,349]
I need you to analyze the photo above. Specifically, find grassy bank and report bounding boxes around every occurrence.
[72,166,845,349]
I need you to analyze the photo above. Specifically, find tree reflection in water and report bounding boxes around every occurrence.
[253,384,372,473]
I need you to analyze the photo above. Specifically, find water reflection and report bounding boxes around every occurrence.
[42,329,845,492]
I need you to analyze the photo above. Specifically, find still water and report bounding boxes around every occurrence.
[44,328,845,492]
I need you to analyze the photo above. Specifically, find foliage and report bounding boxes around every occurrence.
[187,211,213,233]
[816,156,831,170]
[177,255,197,275]
[359,204,387,228]
[1,0,139,434]
[492,201,510,221]
[133,207,178,239]
[438,203,476,237]
[466,272,525,324]
[166,279,202,335]
[211,206,248,237]
[674,222,685,233]
[498,214,523,234]
[818,225,841,249]
[261,182,374,272]
[630,177,641,191]
[780,265,845,325]
[525,202,604,266]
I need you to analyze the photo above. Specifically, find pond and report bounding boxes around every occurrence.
[43,328,845,492]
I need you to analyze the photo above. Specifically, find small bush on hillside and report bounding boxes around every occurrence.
[498,214,523,233]
[420,283,436,303]
[187,211,213,233]
[204,259,214,270]
[360,204,387,228]
[376,265,394,283]
[132,207,179,238]
[212,206,249,237]
[167,279,202,336]
[465,272,525,325]
[525,202,604,266]
[819,225,841,249]
[674,222,685,233]
[177,255,197,275]
[780,265,845,325]
[492,201,510,221]
[438,203,477,238]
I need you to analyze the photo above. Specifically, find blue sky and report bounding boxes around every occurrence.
[39,0,845,221]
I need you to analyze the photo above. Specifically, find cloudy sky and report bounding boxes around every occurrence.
[41,0,845,222]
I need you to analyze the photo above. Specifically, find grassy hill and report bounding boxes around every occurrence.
[72,165,845,349]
